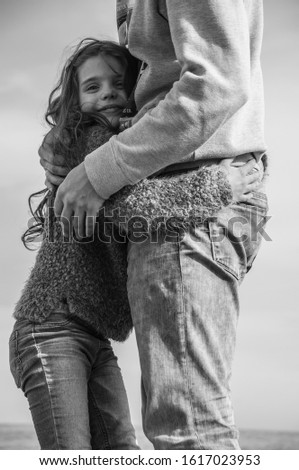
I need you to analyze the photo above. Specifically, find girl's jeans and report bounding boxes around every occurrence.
[127,190,269,450]
[9,312,138,450]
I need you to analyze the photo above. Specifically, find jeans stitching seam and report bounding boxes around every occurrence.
[208,221,240,281]
[178,235,204,450]
[14,330,23,387]
[32,328,60,449]
[10,330,22,388]
[88,385,112,450]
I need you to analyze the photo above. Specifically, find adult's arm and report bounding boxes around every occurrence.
[84,0,251,200]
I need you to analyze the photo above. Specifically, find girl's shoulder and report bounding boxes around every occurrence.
[83,125,116,155]
[60,124,117,168]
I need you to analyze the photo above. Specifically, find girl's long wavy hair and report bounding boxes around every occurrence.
[22,38,139,249]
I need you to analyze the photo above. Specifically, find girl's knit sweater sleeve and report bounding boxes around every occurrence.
[84,0,257,200]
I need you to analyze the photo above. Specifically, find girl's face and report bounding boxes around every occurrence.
[78,54,128,126]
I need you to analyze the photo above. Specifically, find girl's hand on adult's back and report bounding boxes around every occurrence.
[221,157,262,202]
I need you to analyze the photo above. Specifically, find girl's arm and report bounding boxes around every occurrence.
[105,158,259,234]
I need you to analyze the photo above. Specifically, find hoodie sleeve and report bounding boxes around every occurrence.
[84,0,251,199]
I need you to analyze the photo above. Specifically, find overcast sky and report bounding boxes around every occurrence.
[0,0,298,433]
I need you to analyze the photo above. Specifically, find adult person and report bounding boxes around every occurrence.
[40,0,268,449]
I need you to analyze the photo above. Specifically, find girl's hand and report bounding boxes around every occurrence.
[38,128,69,190]
[221,158,262,202]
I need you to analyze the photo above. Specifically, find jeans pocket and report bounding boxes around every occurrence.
[34,310,72,330]
[231,191,269,274]
[9,330,22,388]
[208,219,242,280]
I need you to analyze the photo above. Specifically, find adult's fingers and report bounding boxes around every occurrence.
[243,166,261,193]
[44,178,55,192]
[73,209,86,240]
[38,132,67,167]
[39,149,68,168]
[85,211,98,239]
[53,185,74,239]
[59,206,73,240]
[53,186,64,219]
[241,157,257,174]
[41,159,69,176]
[46,170,65,187]
[242,179,261,194]
[245,171,260,184]
[237,192,253,202]
[42,129,56,146]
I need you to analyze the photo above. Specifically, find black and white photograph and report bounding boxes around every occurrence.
[0,0,298,455]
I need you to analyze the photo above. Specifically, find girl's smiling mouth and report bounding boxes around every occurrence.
[99,104,123,111]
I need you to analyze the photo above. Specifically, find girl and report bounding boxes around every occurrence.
[9,38,140,450]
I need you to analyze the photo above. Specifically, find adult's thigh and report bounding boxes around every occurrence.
[127,229,240,449]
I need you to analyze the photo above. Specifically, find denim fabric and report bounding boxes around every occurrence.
[9,312,139,450]
[127,190,268,450]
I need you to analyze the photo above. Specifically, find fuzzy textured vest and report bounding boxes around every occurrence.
[14,124,233,341]
[14,126,132,342]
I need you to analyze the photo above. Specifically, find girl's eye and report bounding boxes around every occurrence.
[85,84,99,92]
[115,81,124,89]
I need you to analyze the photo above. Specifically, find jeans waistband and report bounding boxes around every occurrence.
[151,152,261,178]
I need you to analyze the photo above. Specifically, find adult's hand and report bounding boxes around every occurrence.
[38,129,69,190]
[54,162,105,239]
[221,157,261,202]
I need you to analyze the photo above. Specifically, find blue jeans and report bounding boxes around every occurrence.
[127,191,268,449]
[9,312,139,450]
